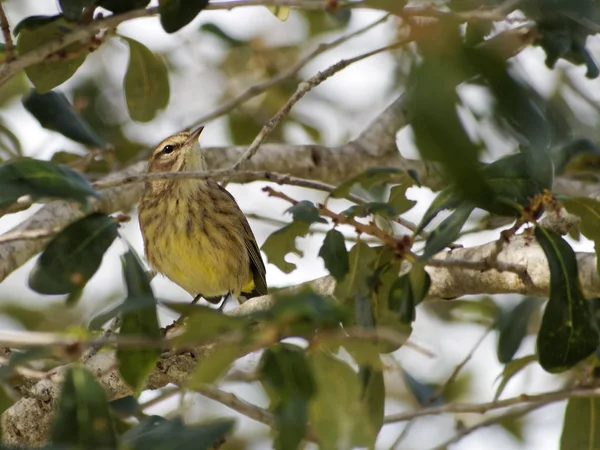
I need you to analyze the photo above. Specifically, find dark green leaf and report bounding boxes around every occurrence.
[421,205,473,259]
[309,351,377,448]
[199,23,245,46]
[402,368,442,406]
[188,342,243,387]
[341,202,397,220]
[493,355,537,401]
[159,0,209,33]
[122,416,234,450]
[51,365,117,448]
[329,167,403,199]
[116,250,161,393]
[560,397,600,450]
[285,200,326,224]
[59,0,96,20]
[13,15,62,36]
[109,395,141,417]
[358,366,385,439]
[497,297,540,364]
[16,18,88,93]
[415,187,460,234]
[96,0,150,13]
[318,229,349,281]
[23,90,106,147]
[161,302,248,347]
[0,158,100,208]
[534,226,599,372]
[259,343,315,450]
[389,262,431,324]
[28,213,118,296]
[261,221,310,273]
[334,242,377,304]
[122,37,170,122]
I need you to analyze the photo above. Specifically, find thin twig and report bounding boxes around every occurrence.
[0,1,14,62]
[184,13,391,132]
[225,39,409,177]
[429,403,542,450]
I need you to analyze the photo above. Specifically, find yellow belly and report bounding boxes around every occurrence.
[139,198,253,298]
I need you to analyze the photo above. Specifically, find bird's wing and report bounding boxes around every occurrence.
[215,183,268,297]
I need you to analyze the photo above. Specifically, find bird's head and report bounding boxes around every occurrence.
[147,125,206,174]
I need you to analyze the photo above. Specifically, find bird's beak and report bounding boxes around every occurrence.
[187,125,205,144]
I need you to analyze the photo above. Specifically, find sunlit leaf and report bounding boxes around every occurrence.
[116,250,161,393]
[51,365,117,448]
[496,297,540,364]
[28,213,118,296]
[560,397,600,450]
[16,17,88,93]
[122,37,170,122]
[318,229,349,281]
[534,226,599,372]
[159,0,209,33]
[493,355,537,401]
[259,343,315,450]
[0,158,100,209]
[23,90,106,148]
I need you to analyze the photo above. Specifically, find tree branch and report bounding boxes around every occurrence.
[0,1,15,62]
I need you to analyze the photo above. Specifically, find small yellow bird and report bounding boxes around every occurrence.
[138,126,268,309]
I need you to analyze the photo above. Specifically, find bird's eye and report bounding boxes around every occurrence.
[162,145,174,154]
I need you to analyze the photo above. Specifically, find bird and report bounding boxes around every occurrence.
[137,125,268,310]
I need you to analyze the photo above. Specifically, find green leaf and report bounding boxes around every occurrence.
[534,226,599,373]
[329,167,403,199]
[16,17,88,93]
[496,297,540,364]
[421,205,473,259]
[122,37,170,122]
[51,365,117,448]
[318,229,349,281]
[0,157,100,208]
[13,15,63,36]
[23,90,106,147]
[309,351,377,449]
[161,302,248,347]
[402,368,442,406]
[493,355,537,401]
[387,180,416,215]
[28,213,118,296]
[333,242,378,304]
[267,6,291,21]
[286,200,326,224]
[89,295,155,331]
[365,0,406,15]
[96,0,150,13]
[59,0,96,20]
[122,416,234,450]
[389,262,431,324]
[109,395,141,417]
[341,202,398,220]
[359,366,385,439]
[259,343,316,450]
[188,342,243,387]
[0,348,51,381]
[561,197,600,268]
[116,250,161,393]
[261,221,310,273]
[560,397,600,450]
[159,0,209,33]
[415,187,461,234]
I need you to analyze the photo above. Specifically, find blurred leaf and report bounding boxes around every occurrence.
[339,340,384,369]
[402,368,442,406]
[303,10,352,37]
[359,366,385,439]
[365,0,405,14]
[0,158,100,208]
[109,395,141,417]
[389,262,431,324]
[89,295,156,331]
[188,342,243,387]
[13,15,62,36]
[561,197,600,243]
[421,205,473,259]
[122,37,170,123]
[199,23,244,46]
[329,167,403,199]
[117,250,161,393]
[0,121,22,158]
[16,17,88,93]
[387,180,416,215]
[318,229,349,282]
[500,415,525,443]
[51,365,116,448]
[535,226,599,372]
[59,0,96,20]
[261,221,310,273]
[28,213,118,296]
[159,0,209,33]
[560,397,600,450]
[497,297,540,364]
[23,90,106,147]
[0,347,51,381]
[96,0,150,13]
[228,109,284,145]
[334,242,378,304]
[296,119,322,142]
[309,351,377,449]
[162,302,247,347]
[259,343,315,450]
[494,355,537,401]
[267,6,290,21]
[286,201,326,224]
[122,416,234,450]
